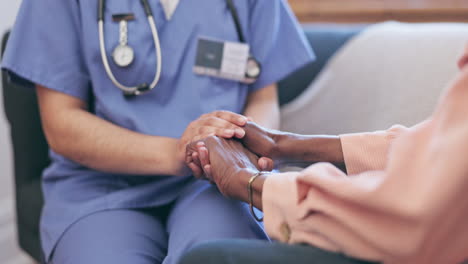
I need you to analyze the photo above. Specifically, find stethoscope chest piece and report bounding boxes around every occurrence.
[112,15,136,67]
[98,1,162,97]
[98,0,260,97]
[113,44,135,67]
[226,0,262,82]
[245,56,261,80]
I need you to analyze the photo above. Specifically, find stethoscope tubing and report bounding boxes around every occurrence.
[98,0,162,96]
[226,0,246,43]
[98,0,261,97]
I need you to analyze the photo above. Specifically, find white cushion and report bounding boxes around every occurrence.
[280,22,468,135]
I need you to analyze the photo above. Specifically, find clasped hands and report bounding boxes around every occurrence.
[185,121,278,200]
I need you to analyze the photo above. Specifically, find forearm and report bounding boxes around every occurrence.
[45,108,184,176]
[243,101,279,130]
[274,133,346,170]
[242,84,344,170]
[237,135,346,208]
[36,85,185,176]
[51,110,184,175]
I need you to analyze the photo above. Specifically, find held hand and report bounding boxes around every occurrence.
[186,136,261,199]
[178,111,248,164]
[186,141,209,180]
[186,140,274,180]
[241,121,280,159]
[185,121,277,180]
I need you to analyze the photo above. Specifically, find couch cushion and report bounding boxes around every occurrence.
[278,25,364,105]
[281,22,468,135]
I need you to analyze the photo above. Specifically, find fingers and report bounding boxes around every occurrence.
[198,146,210,169]
[188,145,213,181]
[206,111,248,138]
[190,140,213,181]
[258,157,274,171]
[192,144,212,181]
[184,139,216,182]
[186,141,206,179]
[182,112,248,155]
[233,128,246,139]
[189,118,245,141]
[191,152,202,168]
[199,117,246,139]
[213,111,248,127]
[188,162,204,179]
[203,164,213,180]
[185,147,196,166]
[211,127,244,139]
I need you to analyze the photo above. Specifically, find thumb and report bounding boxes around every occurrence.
[258,157,274,171]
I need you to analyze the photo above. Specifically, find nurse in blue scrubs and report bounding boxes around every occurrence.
[1,0,314,263]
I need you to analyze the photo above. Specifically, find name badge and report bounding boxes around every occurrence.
[194,37,251,83]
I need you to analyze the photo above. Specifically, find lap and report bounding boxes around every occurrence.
[179,239,381,264]
[164,181,268,264]
[51,209,168,264]
[51,182,269,264]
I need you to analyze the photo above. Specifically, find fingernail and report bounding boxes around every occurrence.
[200,147,208,153]
[238,117,247,124]
[235,128,245,138]
[224,129,234,136]
[200,148,206,159]
[259,159,266,169]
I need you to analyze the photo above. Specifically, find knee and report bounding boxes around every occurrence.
[52,250,164,264]
[178,242,232,264]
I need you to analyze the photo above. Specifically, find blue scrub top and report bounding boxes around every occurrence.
[2,0,314,260]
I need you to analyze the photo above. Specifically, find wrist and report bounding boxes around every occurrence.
[229,168,256,201]
[272,132,295,160]
[169,138,191,176]
[236,169,267,210]
[275,134,345,166]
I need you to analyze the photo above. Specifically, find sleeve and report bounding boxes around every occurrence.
[263,167,389,250]
[263,166,397,261]
[339,125,408,175]
[247,0,315,92]
[1,0,90,101]
[263,117,468,262]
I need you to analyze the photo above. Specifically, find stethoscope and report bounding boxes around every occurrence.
[98,0,262,97]
[225,0,262,83]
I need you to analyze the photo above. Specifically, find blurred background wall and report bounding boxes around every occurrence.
[290,0,468,23]
[0,1,21,207]
[0,2,33,264]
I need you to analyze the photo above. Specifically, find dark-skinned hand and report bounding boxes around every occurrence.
[241,121,281,159]
[186,136,264,200]
[185,122,278,179]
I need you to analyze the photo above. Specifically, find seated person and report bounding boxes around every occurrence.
[179,45,468,264]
